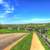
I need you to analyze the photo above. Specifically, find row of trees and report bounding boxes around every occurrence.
[0,23,49,32]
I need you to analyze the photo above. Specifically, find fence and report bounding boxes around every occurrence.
[37,32,50,47]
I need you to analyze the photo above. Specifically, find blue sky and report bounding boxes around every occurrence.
[0,0,50,24]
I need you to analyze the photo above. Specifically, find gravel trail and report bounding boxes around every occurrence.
[0,33,26,50]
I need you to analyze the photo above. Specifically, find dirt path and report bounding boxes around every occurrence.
[0,33,27,50]
[0,34,17,40]
[30,33,45,50]
[4,33,29,50]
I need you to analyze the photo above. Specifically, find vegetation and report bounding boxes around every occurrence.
[47,28,50,38]
[0,23,50,50]
[11,33,33,50]
[0,23,48,33]
[39,35,50,50]
[0,29,29,33]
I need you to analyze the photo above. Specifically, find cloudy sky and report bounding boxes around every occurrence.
[0,0,50,24]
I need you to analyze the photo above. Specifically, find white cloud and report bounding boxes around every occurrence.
[4,3,14,14]
[21,18,50,24]
[32,18,50,23]
[11,7,14,11]
[0,18,50,24]
[0,0,14,18]
[0,0,3,4]
[32,18,50,21]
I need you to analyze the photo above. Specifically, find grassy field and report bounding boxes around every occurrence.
[0,29,17,33]
[0,29,29,33]
[11,33,33,50]
[47,28,50,38]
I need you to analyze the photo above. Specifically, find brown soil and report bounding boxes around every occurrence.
[4,33,28,50]
[0,33,27,50]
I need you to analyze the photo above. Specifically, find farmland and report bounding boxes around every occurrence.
[0,23,50,50]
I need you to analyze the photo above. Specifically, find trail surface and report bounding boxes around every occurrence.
[30,33,45,50]
[4,33,28,50]
[0,33,27,50]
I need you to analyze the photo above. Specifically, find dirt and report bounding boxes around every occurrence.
[30,33,45,50]
[0,34,16,40]
[0,33,27,50]
[4,33,29,50]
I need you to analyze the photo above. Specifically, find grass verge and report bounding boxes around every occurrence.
[11,33,33,50]
[38,35,50,50]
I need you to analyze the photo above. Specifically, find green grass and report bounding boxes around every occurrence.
[37,28,50,50]
[0,29,17,33]
[47,35,50,39]
[11,33,33,50]
[0,29,29,33]
[47,28,50,38]
[38,35,50,50]
[47,28,50,35]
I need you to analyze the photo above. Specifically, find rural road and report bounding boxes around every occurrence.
[0,33,26,50]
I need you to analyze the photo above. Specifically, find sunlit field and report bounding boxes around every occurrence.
[0,23,50,50]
